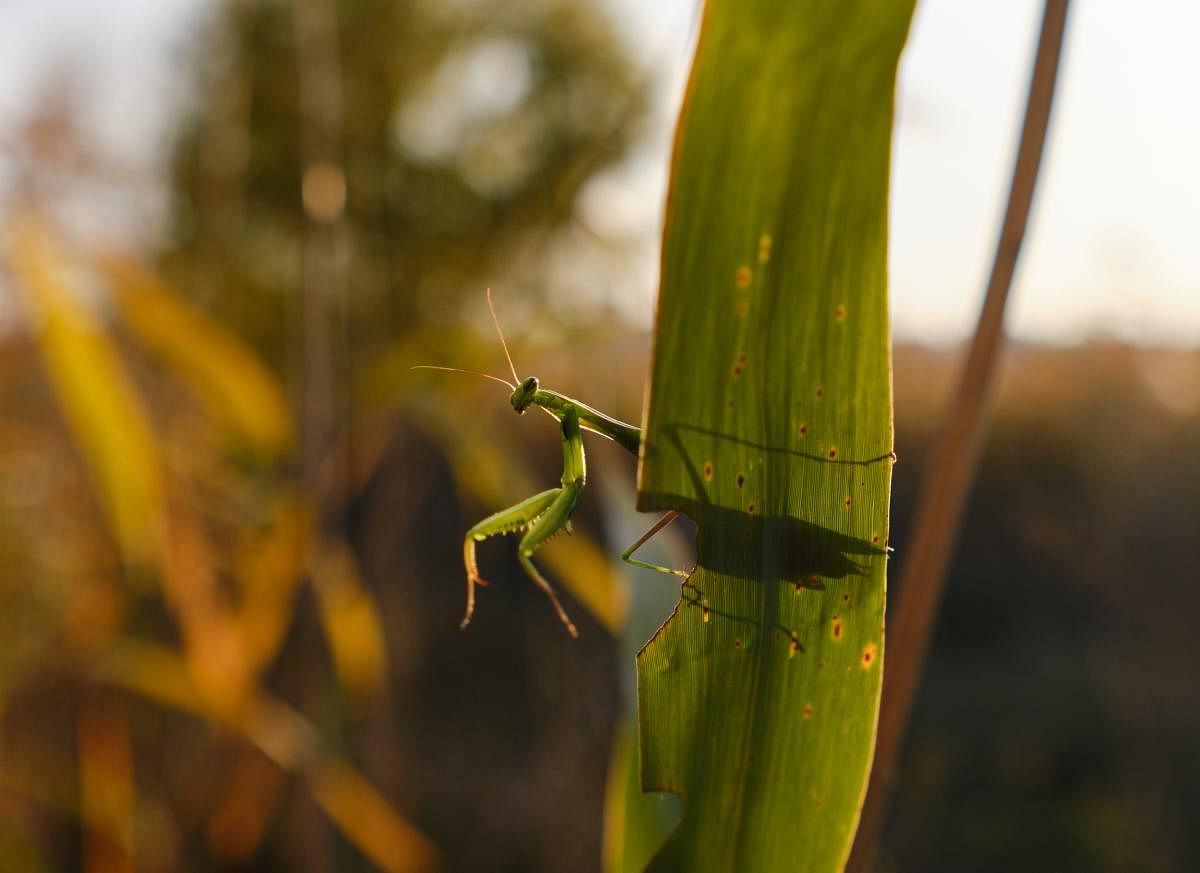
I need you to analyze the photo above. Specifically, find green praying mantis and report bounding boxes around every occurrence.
[415,291,684,637]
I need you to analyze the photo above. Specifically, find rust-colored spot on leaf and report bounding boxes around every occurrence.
[746,503,755,514]
[795,575,823,592]
[861,643,878,669]
[703,462,713,482]
[758,233,772,264]
[831,616,843,640]
[871,532,880,544]
[834,304,846,321]
[803,703,813,719]
[844,495,852,508]
[735,299,749,317]
[788,632,800,659]
[797,422,808,437]
[734,638,743,650]
[828,447,838,459]
[735,264,752,288]
[736,473,745,489]
[815,387,824,399]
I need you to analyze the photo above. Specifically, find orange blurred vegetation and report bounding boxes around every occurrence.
[3,215,436,872]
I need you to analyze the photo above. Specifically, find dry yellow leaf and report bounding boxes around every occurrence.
[6,216,166,572]
[98,253,293,459]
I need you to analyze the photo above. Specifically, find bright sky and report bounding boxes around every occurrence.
[893,0,1200,345]
[608,0,1200,346]
[1,0,1196,345]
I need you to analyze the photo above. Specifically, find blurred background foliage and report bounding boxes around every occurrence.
[0,0,1197,872]
[166,0,645,365]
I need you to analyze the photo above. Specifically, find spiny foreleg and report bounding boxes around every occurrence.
[462,488,560,630]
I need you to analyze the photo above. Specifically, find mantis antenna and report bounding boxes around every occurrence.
[410,365,514,390]
[486,287,520,385]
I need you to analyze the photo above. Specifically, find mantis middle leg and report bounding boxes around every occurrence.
[621,510,691,579]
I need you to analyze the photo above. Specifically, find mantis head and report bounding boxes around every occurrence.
[510,376,539,413]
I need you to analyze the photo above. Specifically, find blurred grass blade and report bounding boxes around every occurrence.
[6,216,166,571]
[539,530,629,634]
[207,750,285,863]
[635,2,913,870]
[77,699,135,873]
[232,497,313,675]
[163,494,253,718]
[310,761,438,873]
[0,726,176,871]
[97,253,293,459]
[602,717,677,873]
[101,641,440,872]
[0,818,49,873]
[310,538,389,703]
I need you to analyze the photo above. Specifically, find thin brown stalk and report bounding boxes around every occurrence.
[293,0,346,492]
[848,1,1072,869]
[291,0,345,868]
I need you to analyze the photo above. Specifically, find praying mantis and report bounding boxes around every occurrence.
[416,291,684,638]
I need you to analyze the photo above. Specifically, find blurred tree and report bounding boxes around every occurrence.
[164,0,645,371]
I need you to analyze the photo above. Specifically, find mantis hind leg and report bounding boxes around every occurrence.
[621,510,691,579]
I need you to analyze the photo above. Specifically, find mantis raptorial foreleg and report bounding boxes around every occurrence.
[461,405,586,637]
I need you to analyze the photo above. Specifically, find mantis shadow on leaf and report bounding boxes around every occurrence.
[637,421,889,633]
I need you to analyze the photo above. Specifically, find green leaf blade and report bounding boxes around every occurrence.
[635,2,914,870]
